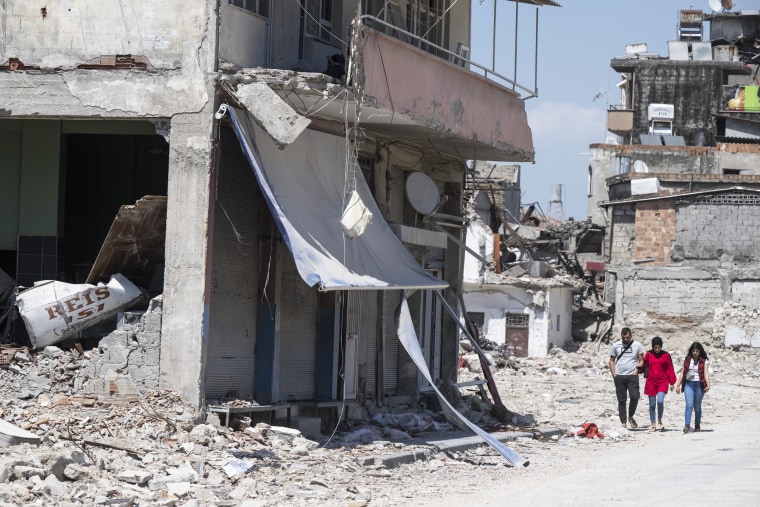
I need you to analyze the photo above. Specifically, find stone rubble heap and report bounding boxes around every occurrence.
[2,322,759,506]
[0,344,483,506]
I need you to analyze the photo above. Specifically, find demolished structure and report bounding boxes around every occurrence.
[0,0,564,443]
[589,7,760,347]
[462,161,588,358]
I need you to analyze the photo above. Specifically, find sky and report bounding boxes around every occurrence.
[470,0,713,220]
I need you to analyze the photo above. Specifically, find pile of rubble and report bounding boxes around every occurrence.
[0,343,500,506]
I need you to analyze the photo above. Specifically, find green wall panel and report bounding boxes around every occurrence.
[0,130,22,249]
[19,120,61,236]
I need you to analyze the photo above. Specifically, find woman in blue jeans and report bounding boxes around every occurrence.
[643,337,676,431]
[675,342,711,433]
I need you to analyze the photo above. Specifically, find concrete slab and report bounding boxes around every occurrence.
[357,426,564,469]
[276,416,322,440]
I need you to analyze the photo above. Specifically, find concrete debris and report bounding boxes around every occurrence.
[0,317,758,504]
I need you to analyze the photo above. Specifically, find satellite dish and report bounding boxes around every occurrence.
[632,160,650,173]
[405,172,440,215]
[708,0,731,12]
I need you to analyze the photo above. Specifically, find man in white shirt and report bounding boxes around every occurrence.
[608,327,645,429]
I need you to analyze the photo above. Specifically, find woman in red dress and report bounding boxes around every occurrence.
[643,337,677,431]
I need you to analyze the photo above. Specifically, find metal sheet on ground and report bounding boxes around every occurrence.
[395,291,529,467]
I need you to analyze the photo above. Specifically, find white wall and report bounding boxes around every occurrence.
[545,286,574,353]
[2,1,203,69]
[462,285,532,346]
[463,222,493,284]
[464,284,574,358]
[219,4,269,67]
[0,0,214,118]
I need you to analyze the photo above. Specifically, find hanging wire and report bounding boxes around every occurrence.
[216,200,252,247]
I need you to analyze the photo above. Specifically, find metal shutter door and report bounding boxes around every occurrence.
[205,126,261,400]
[348,290,379,399]
[363,291,379,397]
[382,290,401,394]
[278,252,318,401]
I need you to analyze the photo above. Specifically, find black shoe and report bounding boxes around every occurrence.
[695,425,701,432]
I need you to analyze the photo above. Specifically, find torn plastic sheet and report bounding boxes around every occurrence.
[340,189,373,238]
[395,291,529,467]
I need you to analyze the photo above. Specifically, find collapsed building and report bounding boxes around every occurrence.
[589,7,760,347]
[463,163,583,357]
[461,161,602,358]
[0,0,565,438]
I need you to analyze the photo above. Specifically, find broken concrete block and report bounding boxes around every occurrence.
[119,469,153,485]
[275,416,321,440]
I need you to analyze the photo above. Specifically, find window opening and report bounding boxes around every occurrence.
[230,0,269,17]
[305,0,335,44]
[505,313,528,328]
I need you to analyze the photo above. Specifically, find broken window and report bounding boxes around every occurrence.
[230,0,269,17]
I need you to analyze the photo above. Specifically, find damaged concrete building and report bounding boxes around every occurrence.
[0,0,561,425]
[462,161,581,358]
[588,8,760,346]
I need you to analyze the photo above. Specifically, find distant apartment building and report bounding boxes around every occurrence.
[588,8,760,346]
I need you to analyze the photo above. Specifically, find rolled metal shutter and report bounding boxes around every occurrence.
[205,126,261,400]
[278,252,318,401]
[382,290,401,394]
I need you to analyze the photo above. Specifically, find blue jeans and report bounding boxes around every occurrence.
[649,392,666,423]
[683,380,704,427]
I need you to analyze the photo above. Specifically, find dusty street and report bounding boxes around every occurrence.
[413,342,760,507]
[1,338,759,506]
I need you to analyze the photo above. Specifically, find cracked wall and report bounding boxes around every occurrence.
[0,0,215,117]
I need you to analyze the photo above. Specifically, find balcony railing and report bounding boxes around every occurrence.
[359,15,536,99]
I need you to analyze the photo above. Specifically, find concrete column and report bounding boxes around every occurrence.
[159,109,215,408]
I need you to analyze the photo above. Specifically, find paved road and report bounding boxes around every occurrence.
[415,384,760,506]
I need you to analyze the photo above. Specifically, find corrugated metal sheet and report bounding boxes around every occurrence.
[205,126,261,400]
[278,252,318,401]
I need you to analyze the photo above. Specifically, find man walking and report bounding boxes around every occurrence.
[609,327,645,429]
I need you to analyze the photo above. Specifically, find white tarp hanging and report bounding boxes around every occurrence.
[224,105,447,291]
[396,291,529,467]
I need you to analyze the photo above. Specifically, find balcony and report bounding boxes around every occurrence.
[607,108,634,136]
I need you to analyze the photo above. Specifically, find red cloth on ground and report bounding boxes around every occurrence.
[576,422,605,439]
[643,350,677,396]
